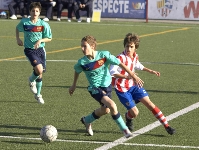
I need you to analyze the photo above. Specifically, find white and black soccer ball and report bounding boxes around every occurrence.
[40,125,58,143]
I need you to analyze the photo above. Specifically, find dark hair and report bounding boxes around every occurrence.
[29,2,42,12]
[81,35,97,50]
[123,33,140,49]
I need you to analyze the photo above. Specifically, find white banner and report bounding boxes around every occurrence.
[148,0,199,20]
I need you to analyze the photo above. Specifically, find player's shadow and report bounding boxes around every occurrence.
[0,124,41,137]
[135,133,166,137]
[44,85,87,89]
[2,141,42,145]
[0,124,92,137]
[147,89,198,94]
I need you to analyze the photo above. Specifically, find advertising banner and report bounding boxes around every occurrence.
[93,0,146,19]
[148,0,199,20]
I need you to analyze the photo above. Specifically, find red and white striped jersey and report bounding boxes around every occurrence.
[110,50,144,92]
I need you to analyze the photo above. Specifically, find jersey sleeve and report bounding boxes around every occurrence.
[103,51,120,65]
[42,22,52,39]
[109,64,120,76]
[16,19,24,32]
[135,60,144,70]
[74,61,83,74]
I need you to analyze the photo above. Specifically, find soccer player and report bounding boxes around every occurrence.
[69,35,143,138]
[16,2,52,104]
[110,33,175,135]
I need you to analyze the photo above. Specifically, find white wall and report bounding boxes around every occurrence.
[148,0,199,20]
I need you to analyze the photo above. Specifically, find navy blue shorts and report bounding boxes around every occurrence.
[88,85,112,106]
[115,86,149,110]
[24,47,46,72]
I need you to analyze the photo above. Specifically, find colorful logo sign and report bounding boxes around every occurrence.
[157,0,178,17]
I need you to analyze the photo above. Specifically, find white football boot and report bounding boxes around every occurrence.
[81,117,93,136]
[34,94,44,104]
[28,78,37,94]
[123,128,133,138]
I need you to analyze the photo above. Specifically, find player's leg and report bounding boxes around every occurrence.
[115,86,139,131]
[139,96,175,135]
[125,106,138,131]
[25,48,45,104]
[80,87,109,136]
[101,96,132,138]
[33,64,44,104]
[25,48,39,94]
[80,106,109,136]
[33,48,46,104]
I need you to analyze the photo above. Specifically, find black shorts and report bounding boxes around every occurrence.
[88,84,112,106]
[24,47,46,72]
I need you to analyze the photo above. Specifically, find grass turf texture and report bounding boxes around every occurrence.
[0,19,199,149]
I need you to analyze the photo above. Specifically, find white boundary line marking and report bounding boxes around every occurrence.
[2,19,198,28]
[0,59,199,66]
[95,102,199,150]
[0,135,199,149]
[1,59,199,66]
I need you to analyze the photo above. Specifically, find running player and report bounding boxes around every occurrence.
[69,35,143,138]
[16,2,52,104]
[110,33,175,135]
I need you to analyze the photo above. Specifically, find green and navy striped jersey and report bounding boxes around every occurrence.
[74,51,120,88]
[16,18,52,49]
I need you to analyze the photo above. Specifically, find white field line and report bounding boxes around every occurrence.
[95,102,199,150]
[0,136,199,149]
[0,59,199,66]
[2,19,198,28]
[0,102,199,149]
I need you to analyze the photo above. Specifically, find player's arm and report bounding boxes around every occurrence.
[34,38,52,49]
[119,62,144,88]
[69,71,80,96]
[16,27,23,46]
[143,67,160,77]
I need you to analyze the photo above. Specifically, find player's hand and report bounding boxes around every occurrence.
[16,38,23,46]
[34,40,41,49]
[69,85,76,96]
[133,75,144,88]
[151,70,160,77]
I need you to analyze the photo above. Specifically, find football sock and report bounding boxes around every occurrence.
[112,112,127,131]
[36,78,42,96]
[29,71,39,82]
[152,106,169,128]
[85,112,99,123]
[127,111,134,120]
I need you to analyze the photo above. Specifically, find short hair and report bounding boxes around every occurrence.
[29,2,42,12]
[81,35,97,50]
[123,33,140,49]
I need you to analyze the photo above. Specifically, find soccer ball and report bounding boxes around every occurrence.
[40,125,58,143]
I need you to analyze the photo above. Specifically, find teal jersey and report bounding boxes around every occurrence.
[74,51,120,89]
[16,18,52,49]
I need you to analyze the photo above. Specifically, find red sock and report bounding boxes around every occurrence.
[127,111,134,120]
[152,106,169,128]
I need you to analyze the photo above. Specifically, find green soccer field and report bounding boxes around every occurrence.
[0,19,199,150]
